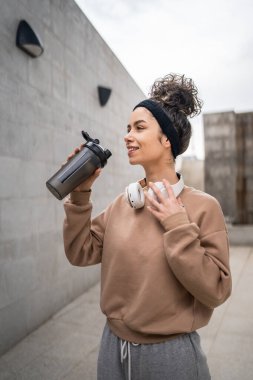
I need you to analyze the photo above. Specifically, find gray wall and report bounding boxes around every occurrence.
[203,112,237,222]
[203,111,253,224]
[236,112,253,223]
[181,157,204,192]
[0,0,144,355]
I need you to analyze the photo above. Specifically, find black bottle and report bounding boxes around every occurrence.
[46,131,112,200]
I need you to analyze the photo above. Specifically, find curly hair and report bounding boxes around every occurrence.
[149,73,203,154]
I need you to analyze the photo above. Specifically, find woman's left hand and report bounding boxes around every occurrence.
[145,179,186,223]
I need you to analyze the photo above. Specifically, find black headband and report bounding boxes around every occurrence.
[133,99,180,158]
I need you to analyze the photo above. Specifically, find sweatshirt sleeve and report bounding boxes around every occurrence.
[63,191,106,266]
[161,197,232,309]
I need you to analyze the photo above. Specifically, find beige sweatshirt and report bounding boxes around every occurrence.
[63,185,231,344]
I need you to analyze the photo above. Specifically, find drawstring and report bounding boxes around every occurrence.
[120,339,139,380]
[120,340,130,379]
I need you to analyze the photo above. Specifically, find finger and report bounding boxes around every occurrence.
[94,168,102,177]
[146,205,162,218]
[162,179,175,199]
[148,182,166,204]
[147,197,163,214]
[145,191,155,204]
[67,153,74,160]
[68,146,81,159]
[145,191,161,210]
[89,168,102,180]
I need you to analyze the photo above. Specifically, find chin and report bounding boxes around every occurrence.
[128,157,141,165]
[129,162,139,166]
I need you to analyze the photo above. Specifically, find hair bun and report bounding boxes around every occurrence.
[149,73,203,117]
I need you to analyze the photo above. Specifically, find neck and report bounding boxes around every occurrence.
[144,164,179,186]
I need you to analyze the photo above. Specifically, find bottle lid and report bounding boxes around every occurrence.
[82,131,112,167]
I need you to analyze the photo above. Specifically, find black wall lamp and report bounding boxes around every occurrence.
[98,86,112,106]
[16,20,44,58]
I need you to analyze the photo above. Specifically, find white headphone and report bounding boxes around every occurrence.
[125,174,184,209]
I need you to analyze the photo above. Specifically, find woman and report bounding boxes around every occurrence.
[63,74,232,380]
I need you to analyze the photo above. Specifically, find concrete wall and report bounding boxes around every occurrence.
[236,112,253,223]
[203,112,238,223]
[180,157,204,192]
[0,0,144,355]
[203,111,253,224]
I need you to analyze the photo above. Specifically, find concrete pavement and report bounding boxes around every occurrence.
[0,245,253,380]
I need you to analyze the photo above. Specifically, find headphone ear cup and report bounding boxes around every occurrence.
[125,182,145,209]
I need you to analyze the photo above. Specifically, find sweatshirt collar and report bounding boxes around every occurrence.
[138,173,184,198]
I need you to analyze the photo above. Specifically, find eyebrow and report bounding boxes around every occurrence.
[127,119,147,129]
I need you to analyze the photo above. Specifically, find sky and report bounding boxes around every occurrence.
[74,0,253,158]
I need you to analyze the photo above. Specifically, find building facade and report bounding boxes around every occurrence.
[203,111,253,224]
[0,0,144,354]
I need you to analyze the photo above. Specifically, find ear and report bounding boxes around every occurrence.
[161,134,171,149]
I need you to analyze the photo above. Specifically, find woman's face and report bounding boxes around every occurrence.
[124,107,170,167]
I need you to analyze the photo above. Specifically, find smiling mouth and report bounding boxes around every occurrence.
[127,147,139,153]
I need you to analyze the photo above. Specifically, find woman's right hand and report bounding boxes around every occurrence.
[64,145,102,192]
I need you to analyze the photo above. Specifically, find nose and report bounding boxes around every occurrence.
[124,130,134,143]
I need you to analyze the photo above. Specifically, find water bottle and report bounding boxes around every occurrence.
[46,131,112,200]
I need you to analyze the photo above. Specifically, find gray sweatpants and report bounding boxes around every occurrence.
[97,323,211,380]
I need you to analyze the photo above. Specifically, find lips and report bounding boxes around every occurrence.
[127,146,139,153]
